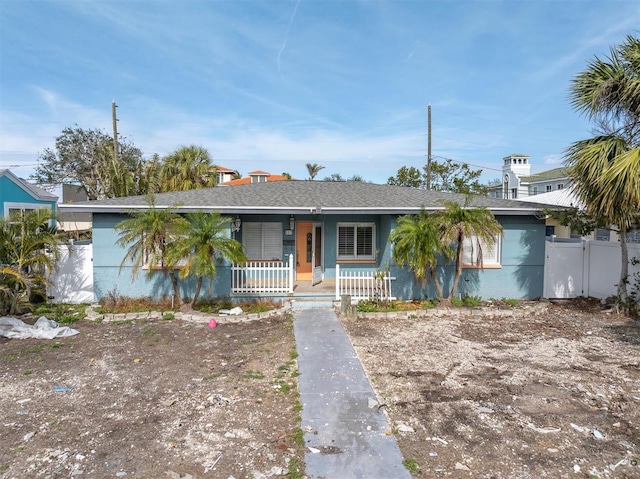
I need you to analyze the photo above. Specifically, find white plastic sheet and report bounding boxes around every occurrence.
[0,316,80,339]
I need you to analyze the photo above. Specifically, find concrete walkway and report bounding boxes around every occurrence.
[293,308,412,479]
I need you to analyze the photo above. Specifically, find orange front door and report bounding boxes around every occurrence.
[295,222,314,280]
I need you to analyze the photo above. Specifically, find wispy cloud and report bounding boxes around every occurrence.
[277,0,302,80]
[403,41,421,63]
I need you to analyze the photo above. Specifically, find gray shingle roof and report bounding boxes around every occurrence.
[59,180,552,215]
[0,169,58,201]
[521,167,568,183]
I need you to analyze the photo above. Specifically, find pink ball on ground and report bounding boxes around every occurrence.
[208,318,218,329]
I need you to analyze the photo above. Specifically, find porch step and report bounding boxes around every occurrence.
[290,298,336,310]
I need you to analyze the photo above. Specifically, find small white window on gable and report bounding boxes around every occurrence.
[337,223,375,260]
[242,222,283,260]
[462,235,501,268]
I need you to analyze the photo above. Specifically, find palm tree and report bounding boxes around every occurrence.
[434,200,503,302]
[170,212,247,306]
[160,145,217,192]
[565,35,640,310]
[390,209,450,301]
[0,209,65,314]
[305,163,325,180]
[114,196,189,306]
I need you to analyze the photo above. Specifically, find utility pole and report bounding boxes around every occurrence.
[426,104,432,190]
[112,101,119,160]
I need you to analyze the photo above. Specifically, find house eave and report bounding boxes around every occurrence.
[59,204,548,216]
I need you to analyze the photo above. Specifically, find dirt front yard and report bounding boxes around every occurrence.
[1,300,639,479]
[0,314,304,479]
[342,299,640,478]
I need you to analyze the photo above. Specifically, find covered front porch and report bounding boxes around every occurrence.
[230,255,395,304]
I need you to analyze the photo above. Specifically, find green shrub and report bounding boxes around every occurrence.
[462,295,482,307]
[403,458,420,475]
[357,299,380,312]
[34,303,86,323]
[502,298,519,307]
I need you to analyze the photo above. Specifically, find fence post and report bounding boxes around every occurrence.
[288,254,294,293]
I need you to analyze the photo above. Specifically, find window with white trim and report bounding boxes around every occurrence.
[337,223,375,260]
[4,202,48,219]
[462,235,501,267]
[4,203,52,226]
[242,222,283,260]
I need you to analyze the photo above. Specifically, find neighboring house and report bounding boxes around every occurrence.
[221,170,294,185]
[518,187,640,243]
[488,154,569,200]
[0,169,57,218]
[518,188,587,239]
[58,184,92,233]
[215,165,240,184]
[60,181,551,302]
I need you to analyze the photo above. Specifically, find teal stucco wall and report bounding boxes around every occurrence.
[91,212,545,302]
[389,215,545,300]
[0,175,57,217]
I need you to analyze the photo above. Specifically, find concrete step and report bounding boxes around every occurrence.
[290,298,336,309]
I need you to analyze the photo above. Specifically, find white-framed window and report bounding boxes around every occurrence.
[546,185,552,192]
[242,222,283,260]
[557,183,564,190]
[4,203,53,226]
[4,202,49,218]
[337,223,375,260]
[462,235,501,268]
[532,186,538,195]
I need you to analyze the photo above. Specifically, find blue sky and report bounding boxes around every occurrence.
[1,0,638,186]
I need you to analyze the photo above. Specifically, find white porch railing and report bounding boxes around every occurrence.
[231,254,294,294]
[335,264,396,301]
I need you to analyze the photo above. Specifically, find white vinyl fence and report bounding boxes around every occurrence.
[335,264,396,301]
[231,254,294,294]
[47,243,94,303]
[544,239,640,300]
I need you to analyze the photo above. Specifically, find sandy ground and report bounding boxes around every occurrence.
[0,314,303,479]
[1,299,639,479]
[341,299,640,479]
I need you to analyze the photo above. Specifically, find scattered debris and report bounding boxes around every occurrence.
[527,423,561,434]
[53,386,74,392]
[0,316,80,339]
[570,423,586,433]
[395,423,415,433]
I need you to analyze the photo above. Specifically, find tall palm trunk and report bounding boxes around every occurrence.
[449,234,465,299]
[192,277,204,307]
[168,270,182,306]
